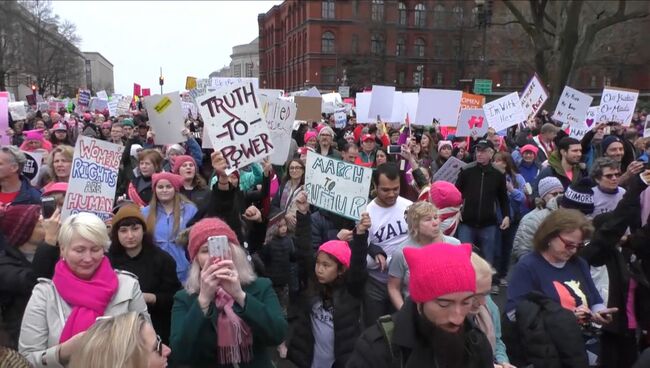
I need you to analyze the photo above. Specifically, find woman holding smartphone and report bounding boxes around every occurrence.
[169,217,287,368]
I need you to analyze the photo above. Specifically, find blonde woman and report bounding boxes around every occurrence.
[69,312,170,368]
[41,145,73,192]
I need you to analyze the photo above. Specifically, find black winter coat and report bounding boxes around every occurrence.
[455,162,510,227]
[260,236,295,286]
[0,247,37,349]
[310,209,355,251]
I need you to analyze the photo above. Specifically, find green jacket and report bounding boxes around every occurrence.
[169,277,287,368]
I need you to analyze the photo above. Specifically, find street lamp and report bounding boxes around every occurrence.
[475,0,492,78]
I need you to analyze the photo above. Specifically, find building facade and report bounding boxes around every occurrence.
[82,52,114,94]
[209,38,260,79]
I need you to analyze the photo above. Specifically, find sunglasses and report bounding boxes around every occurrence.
[558,235,587,250]
[154,334,163,356]
[602,172,621,179]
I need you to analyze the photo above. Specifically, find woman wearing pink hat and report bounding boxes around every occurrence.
[172,155,210,206]
[19,130,52,153]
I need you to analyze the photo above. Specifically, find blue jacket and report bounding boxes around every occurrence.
[9,177,41,205]
[142,201,198,282]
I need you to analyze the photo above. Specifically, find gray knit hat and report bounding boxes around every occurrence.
[537,177,564,199]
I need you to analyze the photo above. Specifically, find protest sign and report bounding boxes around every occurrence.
[305,150,372,220]
[519,73,548,120]
[185,76,197,90]
[107,98,118,117]
[569,123,590,140]
[37,102,49,113]
[196,81,274,172]
[415,89,462,126]
[483,92,526,131]
[595,86,638,125]
[584,106,598,129]
[456,109,488,138]
[96,90,108,100]
[181,101,198,118]
[20,150,42,186]
[48,100,65,113]
[644,116,650,138]
[260,89,284,98]
[133,83,141,96]
[209,77,259,92]
[460,93,485,109]
[321,92,341,114]
[116,96,132,116]
[354,92,373,123]
[338,86,350,98]
[89,98,108,112]
[261,96,297,165]
[294,96,322,121]
[143,92,185,145]
[553,86,593,126]
[431,156,467,184]
[8,102,27,121]
[304,87,321,98]
[402,92,418,123]
[61,136,124,221]
[142,89,151,97]
[77,90,91,106]
[388,92,404,123]
[334,107,347,129]
[369,85,395,121]
[0,92,8,145]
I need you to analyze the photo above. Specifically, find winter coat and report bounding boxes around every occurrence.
[456,162,510,227]
[1,177,41,205]
[260,236,295,287]
[310,209,356,251]
[534,151,587,194]
[0,247,37,349]
[511,196,559,262]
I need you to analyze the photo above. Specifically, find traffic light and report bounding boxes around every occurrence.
[159,76,164,86]
[31,84,37,96]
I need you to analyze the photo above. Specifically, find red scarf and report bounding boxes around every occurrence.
[53,257,118,343]
[215,288,253,364]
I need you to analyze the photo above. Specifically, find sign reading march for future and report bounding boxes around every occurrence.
[305,151,372,220]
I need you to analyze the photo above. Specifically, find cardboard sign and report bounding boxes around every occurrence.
[261,96,297,165]
[595,86,638,125]
[185,76,197,90]
[387,92,404,123]
[520,73,549,119]
[196,81,274,172]
[369,85,395,121]
[584,106,598,129]
[483,92,526,131]
[0,92,8,145]
[143,92,185,145]
[460,93,485,109]
[456,109,488,138]
[89,98,108,112]
[415,89,462,127]
[8,102,27,121]
[431,156,468,184]
[209,77,259,92]
[304,150,372,220]
[20,150,42,186]
[334,107,347,129]
[553,86,593,126]
[61,136,124,222]
[569,123,590,140]
[354,92,373,123]
[294,96,322,121]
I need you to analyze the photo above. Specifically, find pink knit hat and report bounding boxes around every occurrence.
[172,155,196,175]
[188,217,240,262]
[24,129,44,141]
[152,172,183,192]
[404,243,475,303]
[437,140,452,152]
[429,181,462,209]
[304,131,317,144]
[42,182,68,196]
[318,240,351,268]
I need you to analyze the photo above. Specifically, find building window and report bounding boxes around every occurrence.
[245,63,253,77]
[414,38,425,57]
[503,71,513,86]
[434,39,444,58]
[351,34,359,53]
[396,38,406,56]
[413,70,423,86]
[352,0,359,16]
[322,66,337,84]
[398,3,407,25]
[371,34,384,55]
[372,0,384,22]
[452,6,463,26]
[435,71,444,85]
[322,0,335,19]
[321,31,335,53]
[415,4,426,27]
[520,72,528,85]
[233,64,242,77]
[590,75,597,88]
[452,38,461,58]
[433,4,445,28]
[398,70,406,85]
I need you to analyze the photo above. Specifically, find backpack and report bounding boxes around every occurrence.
[377,315,404,368]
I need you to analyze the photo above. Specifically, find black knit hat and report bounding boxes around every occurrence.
[560,178,595,215]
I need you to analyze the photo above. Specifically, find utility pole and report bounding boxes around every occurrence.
[159,67,164,94]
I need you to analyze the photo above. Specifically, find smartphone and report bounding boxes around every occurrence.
[207,235,231,260]
[41,196,56,219]
[603,126,611,135]
[387,145,402,155]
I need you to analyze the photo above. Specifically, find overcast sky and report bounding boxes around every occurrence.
[51,1,281,95]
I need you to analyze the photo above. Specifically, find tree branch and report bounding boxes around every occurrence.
[502,0,536,36]
[591,0,649,33]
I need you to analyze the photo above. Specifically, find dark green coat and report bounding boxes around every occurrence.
[169,277,287,368]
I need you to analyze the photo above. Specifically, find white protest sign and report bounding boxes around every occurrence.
[584,106,598,129]
[142,92,185,145]
[431,156,468,184]
[305,150,372,220]
[644,116,650,138]
[181,101,198,118]
[569,123,590,140]
[20,150,42,186]
[107,99,118,117]
[261,95,297,165]
[595,87,639,125]
[553,86,593,126]
[8,102,27,120]
[260,89,284,98]
[196,81,274,173]
[402,92,419,123]
[89,98,108,111]
[456,109,488,138]
[368,85,395,121]
[519,73,548,120]
[388,92,404,123]
[334,107,347,129]
[483,92,526,131]
[355,92,373,123]
[0,93,8,146]
[209,77,259,92]
[338,86,350,98]
[96,90,108,100]
[116,96,132,116]
[415,89,462,126]
[61,136,124,222]
[321,92,342,114]
[304,87,321,98]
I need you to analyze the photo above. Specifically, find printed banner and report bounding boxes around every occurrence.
[553,86,593,126]
[460,93,485,109]
[431,156,468,184]
[456,109,488,138]
[595,86,638,125]
[261,95,297,165]
[305,150,372,220]
[143,92,185,145]
[483,92,526,132]
[519,73,549,120]
[61,136,124,221]
[20,150,42,186]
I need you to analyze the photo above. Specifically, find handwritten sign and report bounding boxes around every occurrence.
[415,89,462,126]
[96,90,108,100]
[0,92,8,145]
[209,77,259,92]
[569,124,590,140]
[181,101,198,118]
[431,156,468,184]
[519,73,548,120]
[8,102,27,121]
[20,150,42,186]
[196,81,274,173]
[61,136,124,221]
[595,87,638,125]
[334,107,347,129]
[107,98,118,117]
[143,92,185,145]
[483,92,526,132]
[261,95,297,165]
[456,109,488,138]
[305,150,372,220]
[553,86,593,126]
[584,106,598,129]
[116,96,132,116]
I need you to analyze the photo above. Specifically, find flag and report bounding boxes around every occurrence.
[133,83,141,96]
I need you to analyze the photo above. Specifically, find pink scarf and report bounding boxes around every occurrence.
[215,288,253,364]
[53,257,118,343]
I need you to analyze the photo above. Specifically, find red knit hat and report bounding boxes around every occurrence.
[429,181,462,209]
[0,205,41,247]
[172,155,196,175]
[318,240,351,268]
[188,218,240,262]
[404,243,475,303]
[152,172,183,192]
[42,182,68,196]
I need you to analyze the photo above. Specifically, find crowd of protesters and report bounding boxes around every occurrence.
[1,99,650,368]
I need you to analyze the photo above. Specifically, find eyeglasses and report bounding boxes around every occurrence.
[557,235,587,250]
[154,334,163,356]
[602,172,622,179]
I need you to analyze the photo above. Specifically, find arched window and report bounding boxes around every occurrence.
[414,38,425,57]
[398,3,407,25]
[321,31,335,53]
[372,0,384,22]
[415,4,426,27]
[371,34,384,55]
[396,38,406,56]
[433,4,445,28]
[452,6,464,26]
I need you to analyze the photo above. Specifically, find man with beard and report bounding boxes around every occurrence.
[535,136,586,193]
[347,243,494,368]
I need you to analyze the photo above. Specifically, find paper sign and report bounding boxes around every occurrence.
[483,92,526,131]
[415,89,462,126]
[61,137,124,222]
[460,93,485,109]
[8,102,27,121]
[388,92,404,123]
[261,96,297,165]
[304,150,372,220]
[644,116,650,138]
[334,108,347,129]
[369,85,395,121]
[181,101,198,119]
[584,106,598,128]
[402,92,419,123]
[304,87,321,98]
[294,96,322,121]
[519,73,549,120]
[107,99,118,117]
[20,150,42,186]
[553,86,593,126]
[116,96,132,116]
[354,92,373,123]
[97,90,108,100]
[595,86,639,125]
[78,90,91,106]
[569,124,590,140]
[185,76,197,90]
[0,92,8,145]
[456,109,488,138]
[209,77,259,92]
[196,81,274,173]
[143,92,185,145]
[260,89,284,98]
[431,156,468,184]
